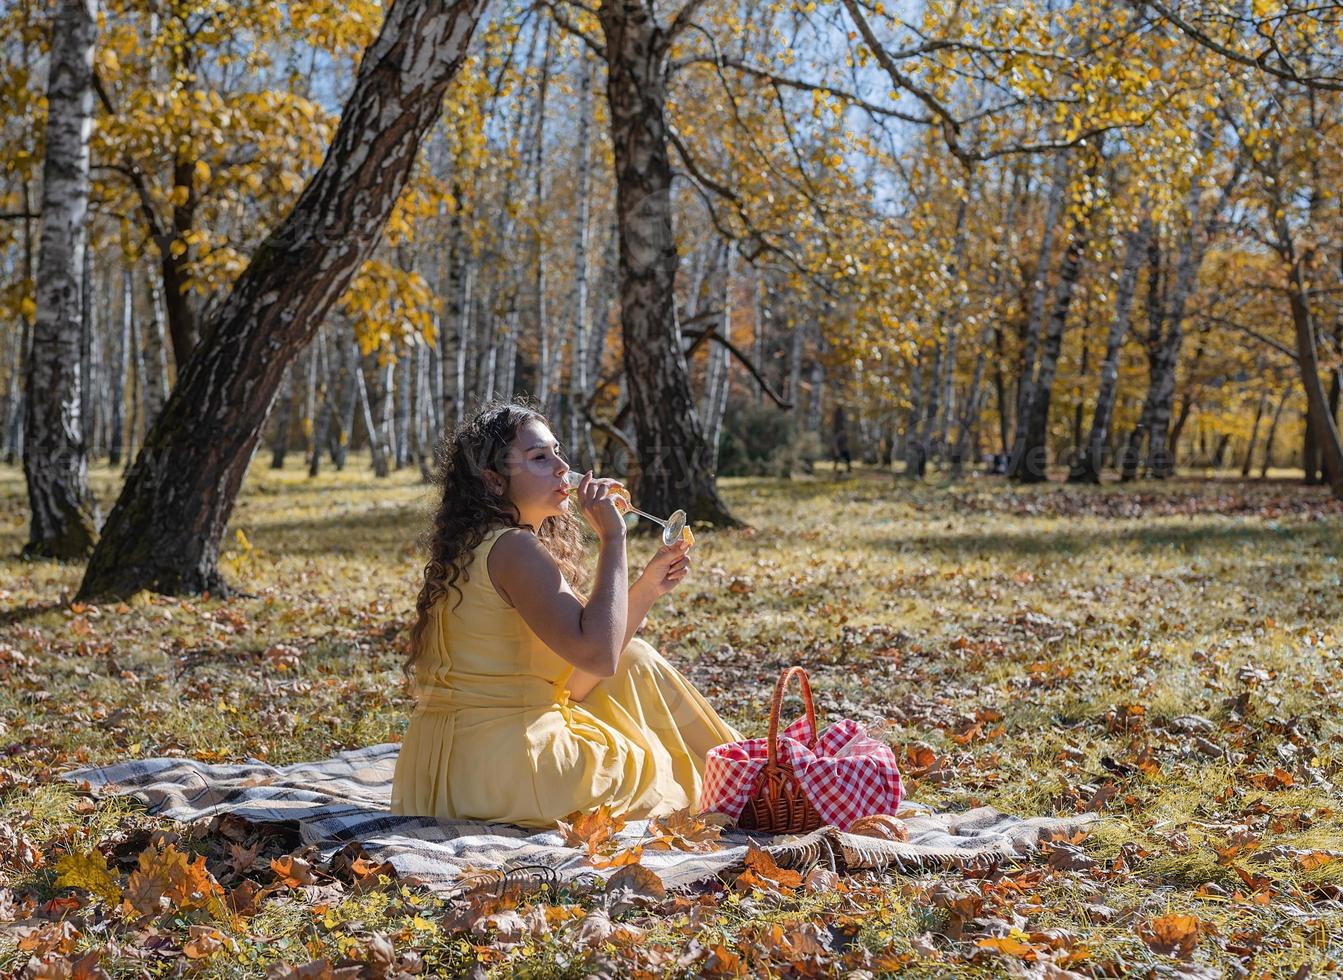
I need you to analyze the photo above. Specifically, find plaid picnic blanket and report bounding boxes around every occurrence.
[63,744,1096,892]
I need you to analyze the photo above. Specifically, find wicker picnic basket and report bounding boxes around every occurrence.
[735,666,824,835]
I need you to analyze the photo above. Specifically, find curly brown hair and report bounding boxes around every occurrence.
[405,399,587,678]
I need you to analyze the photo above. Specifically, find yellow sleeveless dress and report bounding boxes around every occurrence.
[390,526,743,828]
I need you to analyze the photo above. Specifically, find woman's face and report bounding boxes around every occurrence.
[491,419,571,528]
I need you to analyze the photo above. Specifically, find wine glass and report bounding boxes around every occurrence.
[563,471,688,547]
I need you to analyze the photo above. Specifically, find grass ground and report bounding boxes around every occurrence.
[2,458,1342,977]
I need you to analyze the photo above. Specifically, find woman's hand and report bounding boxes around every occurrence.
[636,538,692,598]
[573,471,626,543]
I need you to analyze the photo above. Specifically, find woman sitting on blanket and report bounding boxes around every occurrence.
[391,400,744,828]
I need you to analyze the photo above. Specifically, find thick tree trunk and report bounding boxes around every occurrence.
[1288,255,1343,496]
[597,0,736,525]
[78,0,489,599]
[1070,215,1150,483]
[23,0,99,559]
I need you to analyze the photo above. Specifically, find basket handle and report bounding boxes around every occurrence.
[765,666,817,770]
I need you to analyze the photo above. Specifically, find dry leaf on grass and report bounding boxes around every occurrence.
[270,854,316,887]
[1137,914,1206,958]
[605,863,667,915]
[53,850,120,904]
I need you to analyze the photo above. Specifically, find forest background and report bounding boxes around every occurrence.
[5,0,1343,579]
[3,0,1343,975]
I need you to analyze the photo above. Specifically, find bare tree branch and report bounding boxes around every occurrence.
[1198,312,1299,360]
[663,0,713,46]
[537,0,604,59]
[682,327,793,408]
[670,54,932,125]
[1131,0,1343,91]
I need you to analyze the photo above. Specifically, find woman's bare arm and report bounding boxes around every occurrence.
[489,528,628,678]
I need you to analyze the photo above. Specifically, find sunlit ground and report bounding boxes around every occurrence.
[2,458,1342,975]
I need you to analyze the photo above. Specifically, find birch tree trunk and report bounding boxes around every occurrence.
[785,315,805,409]
[902,352,925,477]
[1069,214,1151,483]
[79,247,98,459]
[1011,157,1099,484]
[2,315,27,465]
[1122,228,1165,482]
[436,193,461,434]
[532,21,555,407]
[124,285,141,469]
[953,166,1024,472]
[705,244,734,470]
[4,181,37,466]
[141,275,169,431]
[1260,388,1289,478]
[932,196,969,454]
[309,328,332,477]
[335,333,356,469]
[395,350,411,467]
[456,264,472,426]
[23,0,99,559]
[1288,253,1343,495]
[78,0,489,599]
[270,363,295,468]
[304,337,319,466]
[1008,153,1070,471]
[1241,388,1268,477]
[356,347,390,478]
[568,51,595,470]
[499,315,518,399]
[1144,210,1202,479]
[597,0,736,524]
[106,267,130,466]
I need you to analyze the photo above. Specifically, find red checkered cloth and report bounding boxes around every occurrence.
[699,715,902,831]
